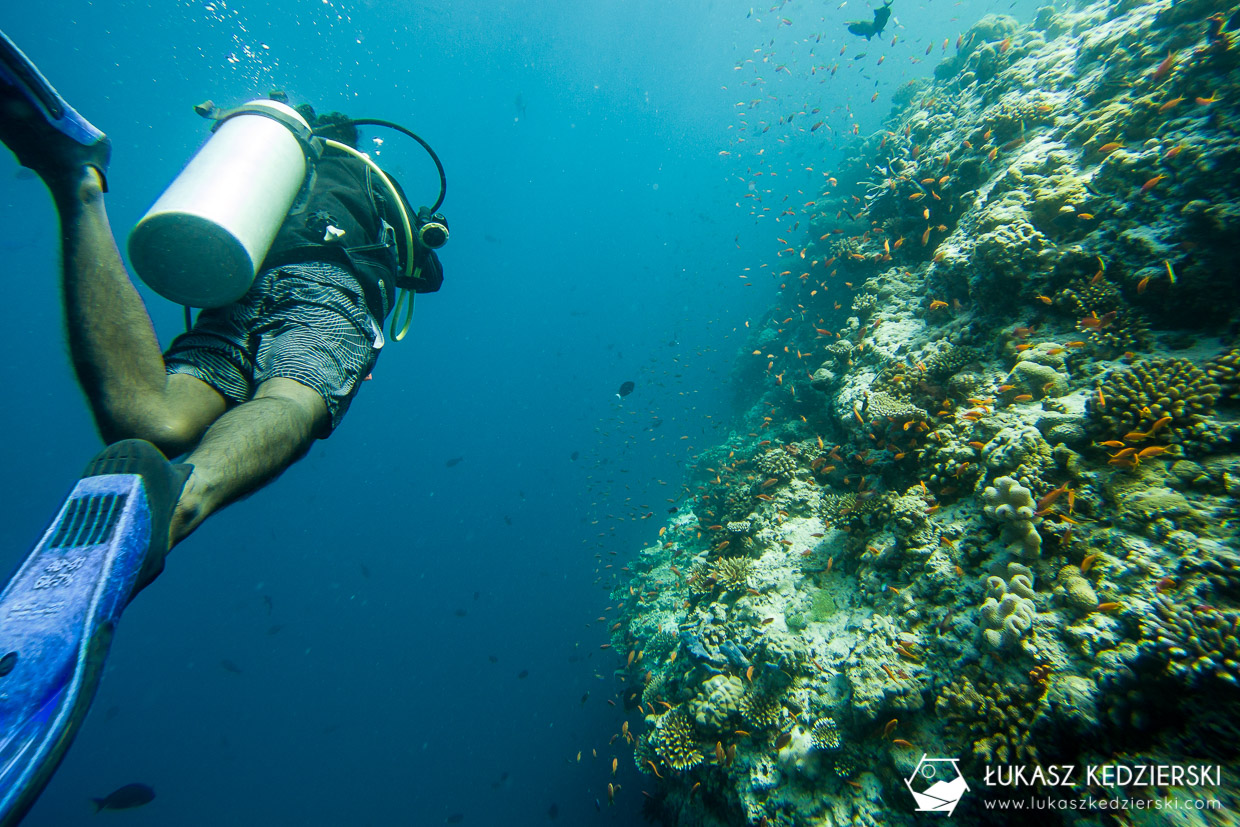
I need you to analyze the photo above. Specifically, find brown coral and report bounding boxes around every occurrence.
[1207,347,1240,401]
[756,449,797,479]
[937,671,1041,765]
[1086,358,1219,442]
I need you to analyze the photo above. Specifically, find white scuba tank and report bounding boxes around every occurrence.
[127,100,313,308]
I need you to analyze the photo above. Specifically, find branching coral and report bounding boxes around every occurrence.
[652,706,704,771]
[709,558,753,591]
[937,672,1041,765]
[810,717,843,751]
[739,691,783,730]
[1143,596,1240,687]
[1087,358,1220,442]
[756,450,797,479]
[1207,347,1240,401]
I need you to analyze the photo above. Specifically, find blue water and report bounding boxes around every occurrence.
[0,0,1042,823]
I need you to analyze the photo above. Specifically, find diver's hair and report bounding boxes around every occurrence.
[293,103,360,149]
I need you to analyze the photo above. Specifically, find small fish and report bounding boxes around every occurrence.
[1151,52,1176,82]
[1158,95,1185,113]
[774,732,793,749]
[1141,174,1168,194]
[92,783,155,813]
[220,659,243,675]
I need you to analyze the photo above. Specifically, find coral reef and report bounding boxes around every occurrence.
[602,0,1240,823]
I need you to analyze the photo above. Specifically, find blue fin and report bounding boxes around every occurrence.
[0,29,111,188]
[0,441,185,826]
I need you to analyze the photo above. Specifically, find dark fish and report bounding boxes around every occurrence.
[548,803,560,819]
[570,451,579,461]
[445,457,464,467]
[262,595,273,614]
[267,624,284,636]
[92,783,155,812]
[446,815,465,824]
[360,563,371,578]
[845,0,892,39]
[517,669,529,679]
[616,380,636,398]
[0,651,15,677]
[454,608,468,617]
[580,691,590,705]
[853,53,867,59]
[220,659,243,674]
[488,655,499,663]
[473,591,480,600]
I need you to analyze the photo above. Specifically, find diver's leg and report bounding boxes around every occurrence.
[52,169,227,454]
[171,378,329,544]
[0,33,225,453]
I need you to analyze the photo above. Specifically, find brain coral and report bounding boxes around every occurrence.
[690,674,746,730]
[980,575,1037,650]
[982,476,1043,556]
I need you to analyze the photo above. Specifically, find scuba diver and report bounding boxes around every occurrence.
[0,30,448,824]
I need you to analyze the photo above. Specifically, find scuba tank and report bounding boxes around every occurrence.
[128,98,448,341]
[128,100,316,308]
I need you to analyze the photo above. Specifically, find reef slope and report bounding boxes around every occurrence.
[609,0,1240,824]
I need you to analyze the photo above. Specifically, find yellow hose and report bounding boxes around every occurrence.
[324,138,417,340]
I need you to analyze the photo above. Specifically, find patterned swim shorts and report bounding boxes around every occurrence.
[163,261,383,434]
